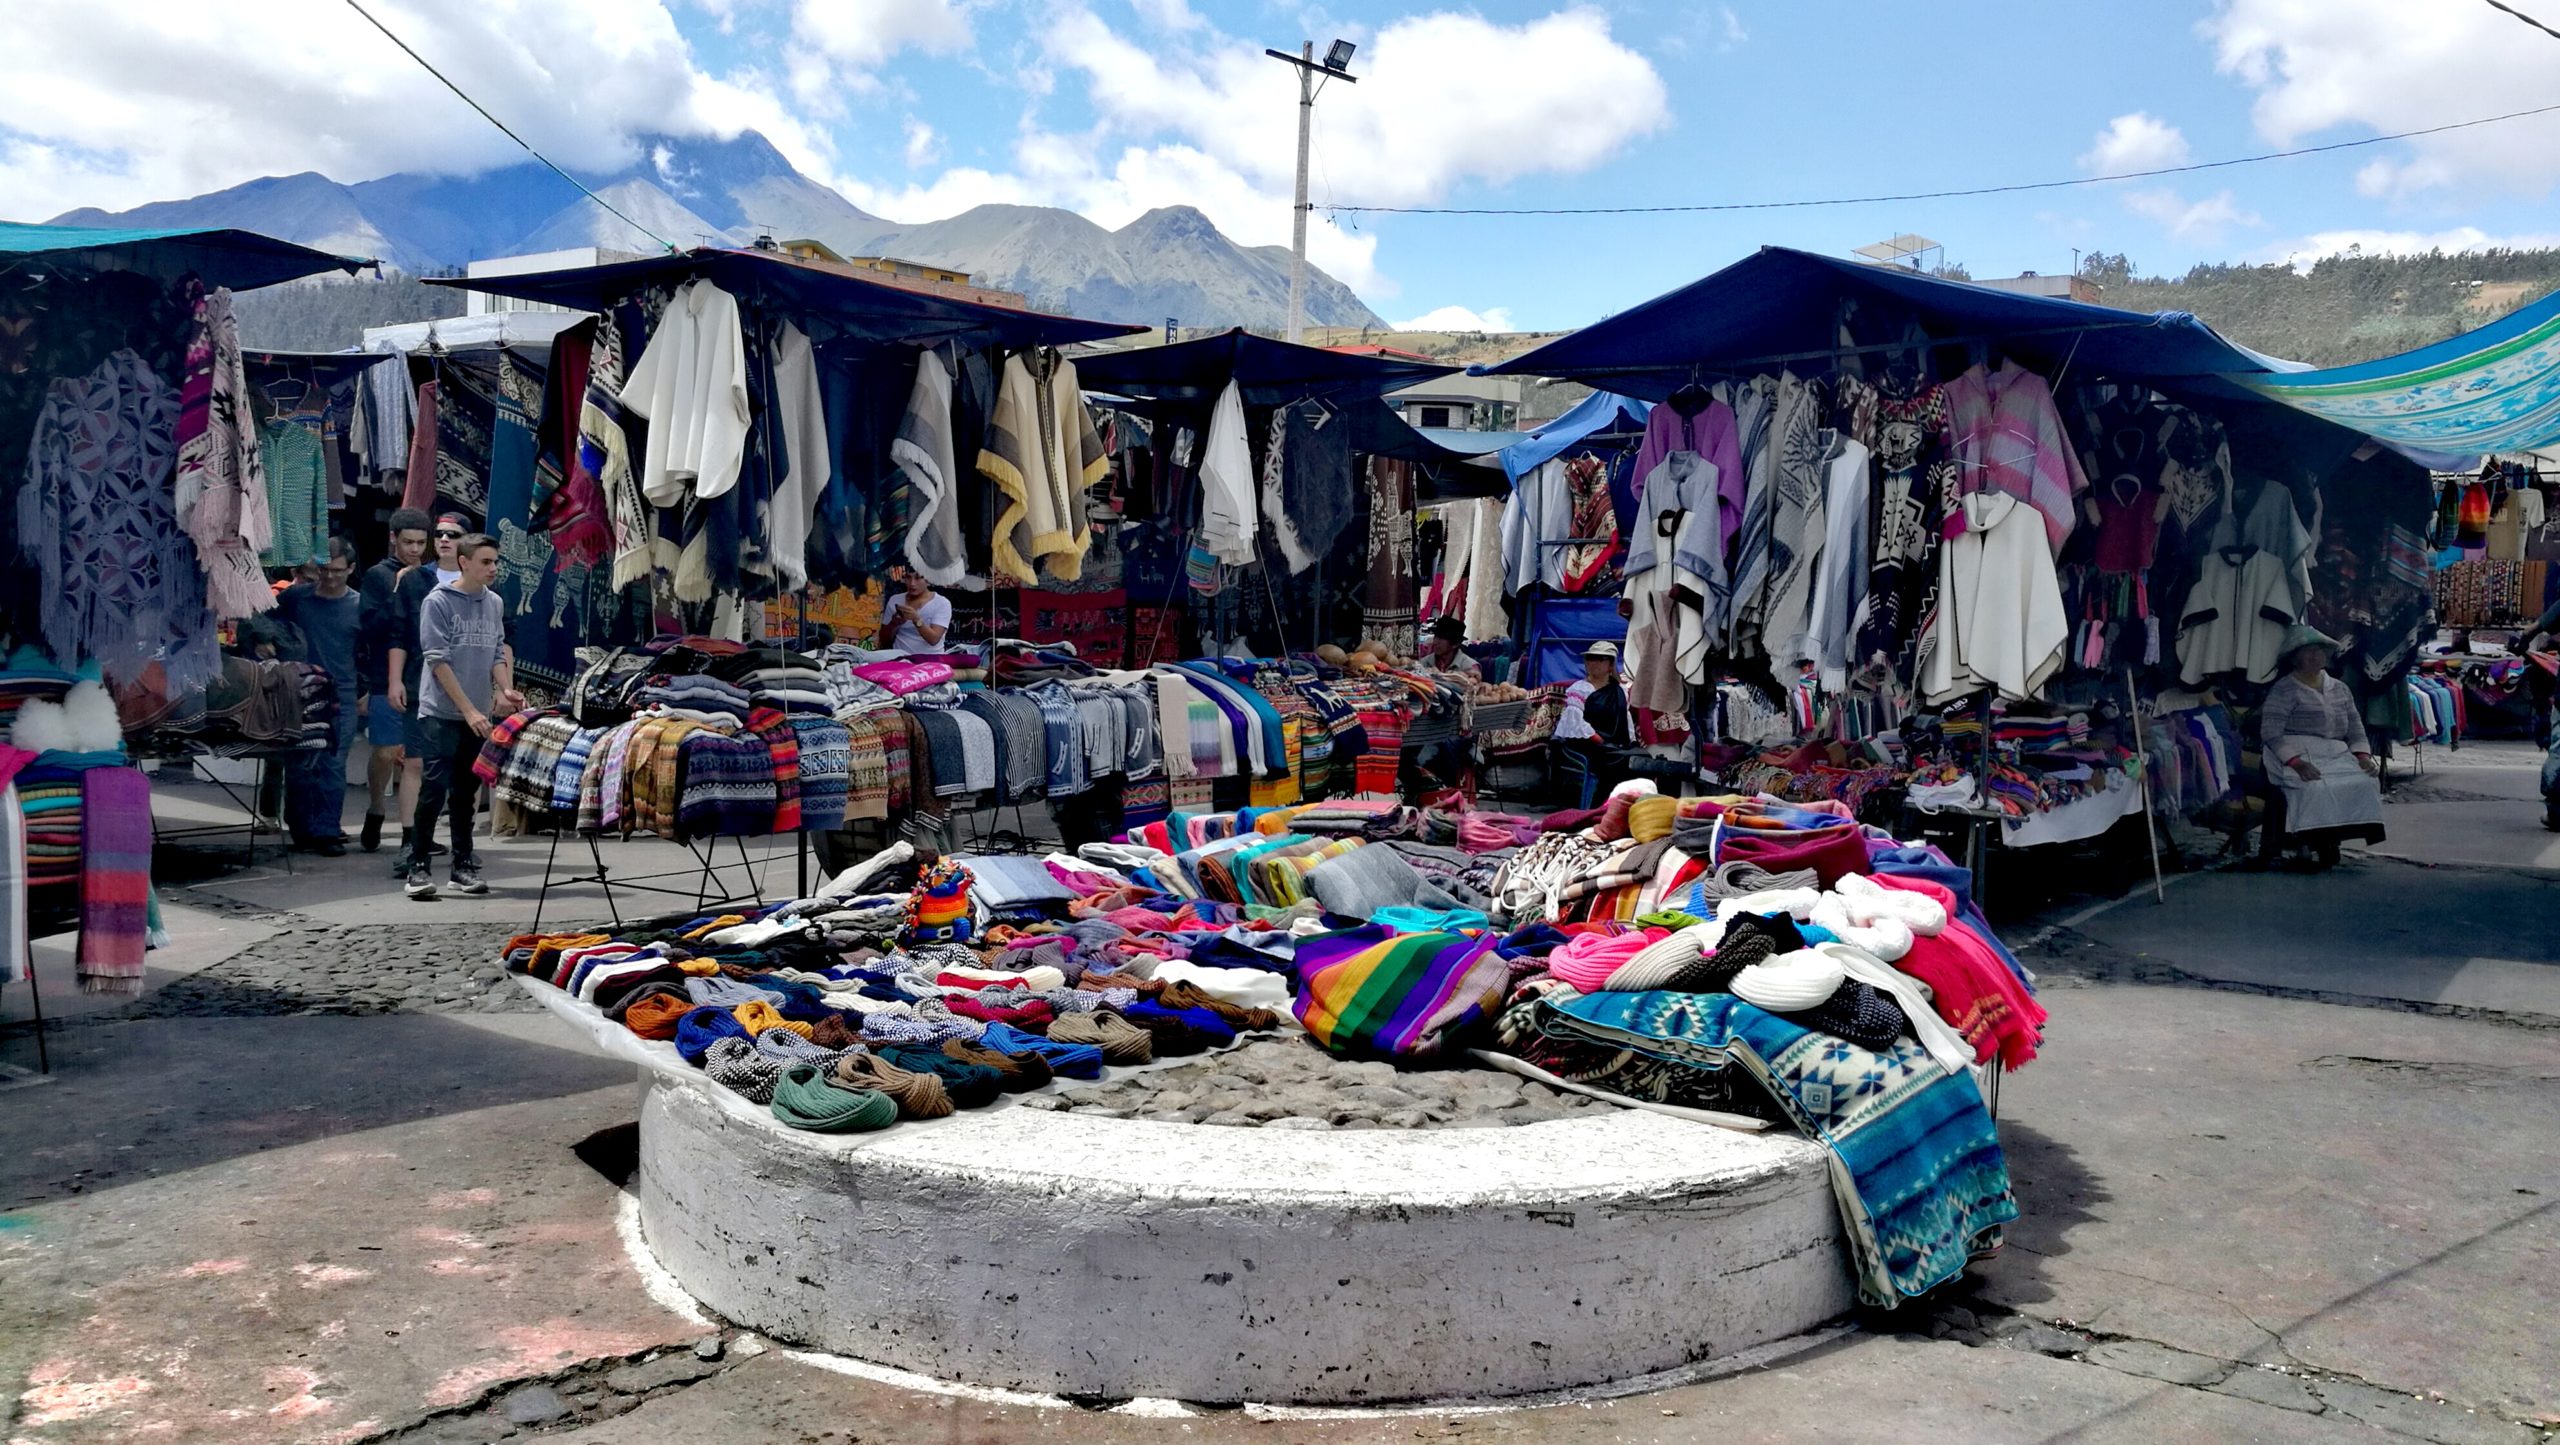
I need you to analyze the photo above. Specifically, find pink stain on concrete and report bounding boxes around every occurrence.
[261,1366,337,1421]
[424,1256,498,1277]
[412,1226,484,1249]
[175,1258,249,1278]
[18,1373,153,1427]
[425,1320,671,1407]
[429,1188,499,1208]
[292,1264,373,1287]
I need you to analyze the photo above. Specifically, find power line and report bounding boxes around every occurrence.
[1319,98,2560,217]
[340,0,676,252]
[2482,0,2560,44]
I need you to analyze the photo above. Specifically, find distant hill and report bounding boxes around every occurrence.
[49,130,1385,345]
[2084,248,2560,368]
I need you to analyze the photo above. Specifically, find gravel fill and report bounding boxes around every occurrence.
[1017,1037,1615,1128]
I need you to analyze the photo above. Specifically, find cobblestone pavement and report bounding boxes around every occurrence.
[86,878,544,1021]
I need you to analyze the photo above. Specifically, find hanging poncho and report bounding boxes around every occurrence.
[979,350,1107,585]
[18,350,220,688]
[891,348,975,589]
[620,277,751,508]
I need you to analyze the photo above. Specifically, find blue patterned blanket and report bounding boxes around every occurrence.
[1542,987,2016,1305]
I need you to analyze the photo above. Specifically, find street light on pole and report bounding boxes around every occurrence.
[1265,37,1356,344]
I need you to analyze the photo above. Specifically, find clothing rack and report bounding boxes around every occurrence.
[529,824,798,934]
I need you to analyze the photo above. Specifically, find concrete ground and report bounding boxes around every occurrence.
[3,754,2557,1442]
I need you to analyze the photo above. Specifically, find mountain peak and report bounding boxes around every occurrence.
[50,129,1382,331]
[1122,205,1221,243]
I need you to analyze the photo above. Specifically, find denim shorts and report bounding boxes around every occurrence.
[366,693,407,749]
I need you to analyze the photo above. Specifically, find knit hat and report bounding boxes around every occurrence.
[1730,948,1849,1012]
[978,1019,1106,1079]
[1048,1010,1155,1064]
[903,858,976,944]
[941,1037,1055,1093]
[619,993,696,1040]
[832,1049,955,1118]
[702,1036,787,1104]
[877,1044,1006,1108]
[674,1006,750,1065]
[769,1064,900,1132]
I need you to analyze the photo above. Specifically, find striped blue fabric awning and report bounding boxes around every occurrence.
[2235,286,2560,453]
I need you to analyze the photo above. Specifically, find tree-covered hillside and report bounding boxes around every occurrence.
[2084,247,2560,367]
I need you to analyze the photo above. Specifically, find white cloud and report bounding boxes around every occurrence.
[2204,0,2560,197]
[2265,226,2560,271]
[2080,113,2192,175]
[1393,304,1514,332]
[0,0,829,221]
[1717,7,1748,51]
[792,0,970,70]
[845,2,1664,299]
[2122,186,2261,241]
[902,117,942,168]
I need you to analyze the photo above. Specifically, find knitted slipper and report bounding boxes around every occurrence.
[702,1037,787,1105]
[832,1049,954,1119]
[1777,980,1909,1052]
[1049,1010,1154,1065]
[769,1064,900,1133]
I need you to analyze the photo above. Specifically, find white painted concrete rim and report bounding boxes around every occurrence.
[605,1197,1860,1420]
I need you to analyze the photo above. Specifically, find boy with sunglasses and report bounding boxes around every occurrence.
[384,515,467,872]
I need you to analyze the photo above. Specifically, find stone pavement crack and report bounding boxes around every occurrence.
[353,1332,751,1443]
[1877,1294,2555,1441]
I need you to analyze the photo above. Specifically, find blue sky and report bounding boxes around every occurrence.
[10,0,2560,330]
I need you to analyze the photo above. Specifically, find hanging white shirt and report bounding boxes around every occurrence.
[619,278,750,507]
[1922,491,2066,704]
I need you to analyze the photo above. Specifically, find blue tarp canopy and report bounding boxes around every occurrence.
[0,220,368,291]
[1499,390,1652,482]
[1479,247,2272,398]
[1076,329,1452,409]
[426,247,1144,351]
[2232,285,2560,454]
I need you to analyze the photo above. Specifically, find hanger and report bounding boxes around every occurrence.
[1666,365,1711,417]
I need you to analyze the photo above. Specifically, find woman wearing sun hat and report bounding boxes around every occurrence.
[2249,622,2384,870]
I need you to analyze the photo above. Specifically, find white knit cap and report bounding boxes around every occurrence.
[1731,948,1848,1012]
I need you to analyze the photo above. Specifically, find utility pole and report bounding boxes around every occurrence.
[1266,38,1357,344]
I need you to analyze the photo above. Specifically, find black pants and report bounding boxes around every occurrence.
[409,715,481,869]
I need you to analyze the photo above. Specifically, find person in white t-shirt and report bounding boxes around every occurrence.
[880,566,953,653]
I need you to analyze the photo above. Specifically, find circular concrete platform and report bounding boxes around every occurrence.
[630,1069,1855,1405]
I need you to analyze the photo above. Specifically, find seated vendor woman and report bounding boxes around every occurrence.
[1554,641,1635,792]
[2247,623,2385,871]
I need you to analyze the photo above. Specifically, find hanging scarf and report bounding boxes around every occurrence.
[1557,453,1620,592]
[172,284,275,623]
[580,312,654,589]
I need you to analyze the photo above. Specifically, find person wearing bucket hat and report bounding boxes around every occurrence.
[2248,621,2383,870]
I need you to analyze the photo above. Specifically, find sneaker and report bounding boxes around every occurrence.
[404,862,439,900]
[360,813,384,852]
[448,862,488,896]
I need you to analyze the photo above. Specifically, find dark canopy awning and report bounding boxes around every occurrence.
[1077,328,1453,409]
[427,247,1144,351]
[0,220,369,291]
[1478,247,2272,399]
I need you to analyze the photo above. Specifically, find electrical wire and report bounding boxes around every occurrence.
[2481,0,2560,43]
[341,0,677,252]
[1317,98,2560,217]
